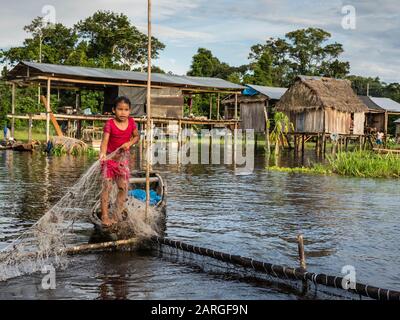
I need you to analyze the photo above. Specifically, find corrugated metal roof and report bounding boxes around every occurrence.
[13,61,245,90]
[394,118,400,123]
[245,84,287,100]
[370,97,400,113]
[358,96,385,111]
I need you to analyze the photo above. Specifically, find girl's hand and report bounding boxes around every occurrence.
[120,142,131,151]
[99,152,107,161]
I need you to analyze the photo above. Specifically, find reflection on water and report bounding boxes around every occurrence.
[0,147,399,299]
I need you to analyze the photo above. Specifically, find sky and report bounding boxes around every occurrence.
[0,0,399,83]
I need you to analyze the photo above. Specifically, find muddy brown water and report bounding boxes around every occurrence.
[0,148,399,299]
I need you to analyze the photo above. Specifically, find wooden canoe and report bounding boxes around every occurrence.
[89,171,167,243]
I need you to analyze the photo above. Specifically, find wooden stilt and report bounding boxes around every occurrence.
[209,95,213,120]
[263,101,270,155]
[301,134,305,158]
[28,114,33,143]
[217,93,220,120]
[11,83,16,140]
[46,79,51,142]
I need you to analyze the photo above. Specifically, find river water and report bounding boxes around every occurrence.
[0,148,399,300]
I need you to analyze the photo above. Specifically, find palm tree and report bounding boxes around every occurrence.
[270,112,294,158]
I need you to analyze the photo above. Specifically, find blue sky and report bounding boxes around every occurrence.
[0,0,399,83]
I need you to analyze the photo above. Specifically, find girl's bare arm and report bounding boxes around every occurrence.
[100,132,110,160]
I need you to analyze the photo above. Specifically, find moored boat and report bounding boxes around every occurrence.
[89,171,167,243]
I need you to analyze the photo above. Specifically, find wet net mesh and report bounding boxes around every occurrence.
[0,150,162,281]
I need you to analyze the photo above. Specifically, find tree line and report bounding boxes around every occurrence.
[1,10,399,124]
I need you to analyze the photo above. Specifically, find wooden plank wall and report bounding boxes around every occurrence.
[240,101,266,132]
[291,110,324,133]
[325,109,351,134]
[353,112,365,135]
[150,88,184,118]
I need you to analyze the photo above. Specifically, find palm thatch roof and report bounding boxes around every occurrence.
[276,76,368,113]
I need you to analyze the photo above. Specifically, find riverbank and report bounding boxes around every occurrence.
[268,151,400,178]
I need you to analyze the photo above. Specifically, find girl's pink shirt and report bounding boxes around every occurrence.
[103,117,137,154]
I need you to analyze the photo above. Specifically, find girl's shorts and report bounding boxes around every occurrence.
[101,159,130,181]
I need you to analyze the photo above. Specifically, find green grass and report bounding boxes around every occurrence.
[51,145,99,157]
[326,151,400,178]
[268,165,331,175]
[268,151,400,178]
[13,128,48,142]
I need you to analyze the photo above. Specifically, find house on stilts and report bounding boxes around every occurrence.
[275,76,369,153]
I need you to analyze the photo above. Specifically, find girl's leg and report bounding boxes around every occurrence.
[101,179,114,226]
[113,176,128,221]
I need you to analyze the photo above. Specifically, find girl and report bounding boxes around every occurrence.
[100,96,140,227]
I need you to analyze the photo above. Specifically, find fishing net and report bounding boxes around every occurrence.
[0,149,162,281]
[51,136,88,154]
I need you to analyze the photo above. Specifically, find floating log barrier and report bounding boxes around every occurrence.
[151,236,400,301]
[64,238,141,255]
[5,235,400,300]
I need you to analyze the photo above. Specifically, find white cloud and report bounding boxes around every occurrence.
[0,0,398,82]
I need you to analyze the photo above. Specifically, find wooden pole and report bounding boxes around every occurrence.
[40,96,63,137]
[209,95,213,120]
[384,111,388,146]
[145,0,152,220]
[264,100,270,154]
[234,93,238,120]
[217,93,220,120]
[178,119,182,151]
[297,234,308,294]
[11,83,16,140]
[297,234,306,270]
[28,114,33,143]
[46,78,51,142]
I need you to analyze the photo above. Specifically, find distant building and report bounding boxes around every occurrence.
[395,118,400,139]
[358,96,400,134]
[275,76,368,135]
[222,84,287,133]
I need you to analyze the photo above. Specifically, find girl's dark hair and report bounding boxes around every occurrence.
[114,96,132,108]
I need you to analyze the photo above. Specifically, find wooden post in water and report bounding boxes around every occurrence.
[178,119,182,152]
[264,100,270,155]
[11,83,16,140]
[28,114,33,143]
[297,234,308,294]
[145,0,152,221]
[297,234,307,270]
[46,78,51,142]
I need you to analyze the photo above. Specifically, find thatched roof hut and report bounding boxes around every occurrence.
[276,76,368,135]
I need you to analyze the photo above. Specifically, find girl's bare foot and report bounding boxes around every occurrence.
[102,218,114,227]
